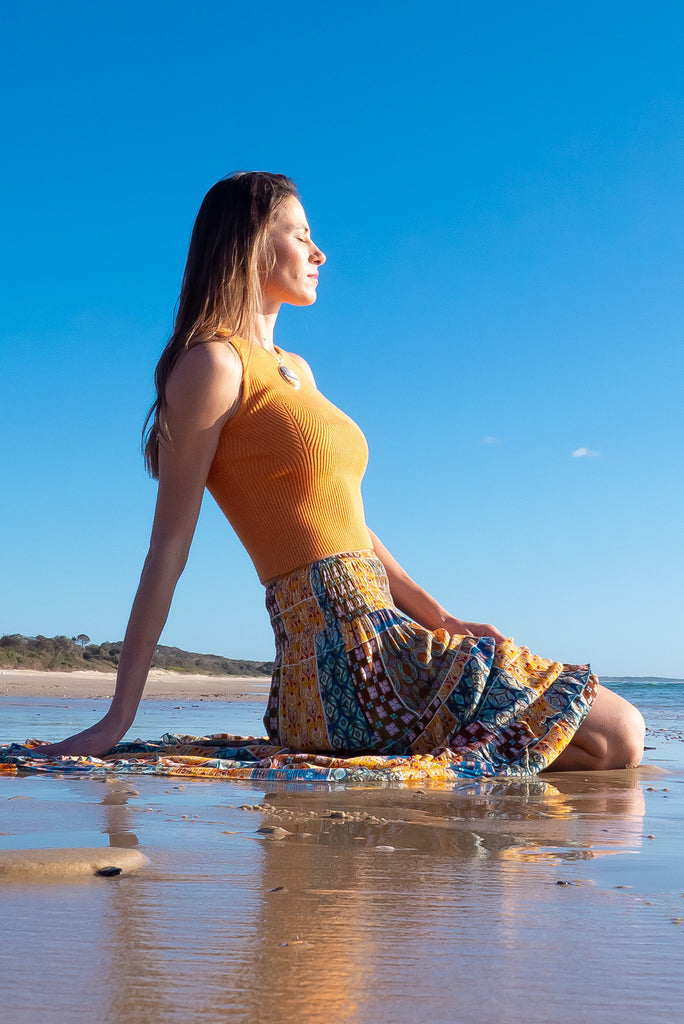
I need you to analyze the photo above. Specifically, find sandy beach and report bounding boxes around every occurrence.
[2,675,683,1024]
[0,668,272,702]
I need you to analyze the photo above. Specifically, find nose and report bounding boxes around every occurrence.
[310,244,326,266]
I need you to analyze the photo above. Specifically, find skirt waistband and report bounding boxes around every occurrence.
[265,550,394,637]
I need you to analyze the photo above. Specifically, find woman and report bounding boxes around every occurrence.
[41,171,645,772]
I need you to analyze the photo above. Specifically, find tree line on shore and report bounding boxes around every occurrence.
[0,633,273,676]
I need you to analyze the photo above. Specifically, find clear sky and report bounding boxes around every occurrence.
[1,1,682,677]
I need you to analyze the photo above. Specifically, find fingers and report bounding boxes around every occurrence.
[29,743,71,757]
[468,623,507,643]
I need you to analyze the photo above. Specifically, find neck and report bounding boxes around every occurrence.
[252,308,280,352]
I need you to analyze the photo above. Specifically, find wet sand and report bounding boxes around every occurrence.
[2,682,684,1023]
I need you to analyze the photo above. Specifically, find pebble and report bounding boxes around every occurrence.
[375,845,395,853]
[256,826,290,839]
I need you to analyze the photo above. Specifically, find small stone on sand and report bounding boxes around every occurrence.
[256,826,290,839]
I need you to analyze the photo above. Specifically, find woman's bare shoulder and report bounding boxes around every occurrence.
[166,339,243,421]
[182,335,243,371]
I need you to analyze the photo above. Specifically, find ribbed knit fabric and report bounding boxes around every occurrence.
[206,336,372,583]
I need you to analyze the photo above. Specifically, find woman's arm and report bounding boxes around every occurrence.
[37,342,243,756]
[368,529,506,642]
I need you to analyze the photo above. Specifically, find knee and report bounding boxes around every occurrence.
[611,702,646,769]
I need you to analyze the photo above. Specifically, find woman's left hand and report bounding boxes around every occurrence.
[366,530,509,644]
[440,616,507,643]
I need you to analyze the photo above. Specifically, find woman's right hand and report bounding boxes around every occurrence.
[31,712,127,758]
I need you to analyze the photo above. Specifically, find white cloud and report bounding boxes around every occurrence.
[482,436,501,445]
[571,447,601,458]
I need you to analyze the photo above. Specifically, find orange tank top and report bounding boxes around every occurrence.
[206,337,372,583]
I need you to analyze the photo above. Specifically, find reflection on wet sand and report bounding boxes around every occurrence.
[100,781,141,847]
[4,766,683,1024]
[231,771,650,1022]
[254,769,647,860]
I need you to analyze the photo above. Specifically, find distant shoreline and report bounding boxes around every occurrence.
[0,669,681,705]
[0,634,273,678]
[0,669,271,702]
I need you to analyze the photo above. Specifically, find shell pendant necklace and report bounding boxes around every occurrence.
[273,347,300,390]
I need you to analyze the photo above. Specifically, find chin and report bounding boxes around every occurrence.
[291,292,317,307]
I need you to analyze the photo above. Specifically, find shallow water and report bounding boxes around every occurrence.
[0,696,268,746]
[2,681,684,1024]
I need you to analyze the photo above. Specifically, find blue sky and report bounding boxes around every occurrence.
[2,1,682,676]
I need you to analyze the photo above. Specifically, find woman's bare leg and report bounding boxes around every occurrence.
[544,683,645,772]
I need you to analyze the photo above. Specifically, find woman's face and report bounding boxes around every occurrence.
[260,196,326,310]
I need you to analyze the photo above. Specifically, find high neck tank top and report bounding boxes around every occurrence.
[205,337,372,583]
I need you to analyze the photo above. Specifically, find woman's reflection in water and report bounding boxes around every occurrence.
[87,770,646,1023]
[242,772,646,1019]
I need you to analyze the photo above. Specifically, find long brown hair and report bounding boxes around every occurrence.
[142,171,299,477]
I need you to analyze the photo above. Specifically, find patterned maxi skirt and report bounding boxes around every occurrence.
[264,550,598,775]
